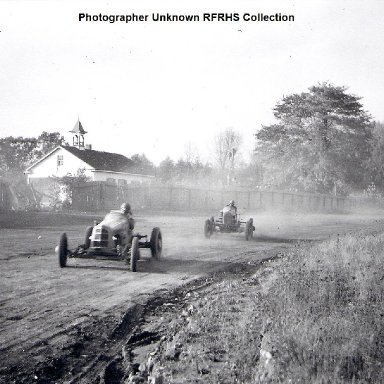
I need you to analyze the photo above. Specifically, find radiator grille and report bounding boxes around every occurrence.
[92,228,108,247]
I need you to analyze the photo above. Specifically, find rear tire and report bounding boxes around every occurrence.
[245,219,254,241]
[210,217,214,236]
[84,226,93,249]
[150,227,162,259]
[58,233,68,268]
[130,237,139,272]
[204,219,212,238]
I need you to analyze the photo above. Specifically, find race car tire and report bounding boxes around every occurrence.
[245,219,254,241]
[84,226,93,249]
[210,217,215,235]
[58,233,68,268]
[150,227,162,259]
[130,236,139,272]
[204,219,212,238]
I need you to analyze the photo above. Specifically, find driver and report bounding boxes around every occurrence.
[119,203,135,254]
[226,200,237,217]
[120,202,135,231]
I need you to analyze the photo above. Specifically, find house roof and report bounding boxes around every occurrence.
[62,146,134,172]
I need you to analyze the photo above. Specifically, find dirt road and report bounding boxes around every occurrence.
[1,210,383,383]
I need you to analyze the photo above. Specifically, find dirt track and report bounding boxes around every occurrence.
[1,210,383,383]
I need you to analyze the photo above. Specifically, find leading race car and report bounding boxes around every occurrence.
[56,209,162,272]
[204,204,255,241]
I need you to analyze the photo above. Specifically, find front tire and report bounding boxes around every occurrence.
[58,233,68,268]
[150,227,162,259]
[204,219,212,238]
[84,226,93,249]
[245,219,254,241]
[130,237,139,272]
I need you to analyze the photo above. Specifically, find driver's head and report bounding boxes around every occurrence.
[229,200,235,206]
[120,202,131,215]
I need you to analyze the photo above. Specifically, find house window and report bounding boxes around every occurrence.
[57,155,64,166]
[118,179,127,186]
[106,178,116,184]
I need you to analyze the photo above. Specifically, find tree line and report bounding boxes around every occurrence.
[0,129,245,187]
[0,131,217,186]
[1,82,383,196]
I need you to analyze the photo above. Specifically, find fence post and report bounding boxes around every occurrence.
[168,186,173,209]
[147,185,151,209]
[99,182,105,211]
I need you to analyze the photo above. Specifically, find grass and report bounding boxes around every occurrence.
[159,277,263,383]
[155,231,384,383]
[258,233,384,383]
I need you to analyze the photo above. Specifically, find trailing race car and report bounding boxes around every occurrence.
[56,210,162,272]
[204,205,255,241]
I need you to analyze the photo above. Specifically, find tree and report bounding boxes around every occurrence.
[0,131,66,178]
[368,121,384,193]
[214,129,242,170]
[35,131,66,159]
[130,153,155,174]
[184,142,200,164]
[255,82,373,194]
[0,136,37,175]
[213,129,242,185]
[51,168,90,209]
[157,157,175,183]
[237,155,265,187]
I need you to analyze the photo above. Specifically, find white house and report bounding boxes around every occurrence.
[25,120,154,186]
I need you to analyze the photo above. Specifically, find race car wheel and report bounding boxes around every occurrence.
[130,236,139,272]
[84,226,93,249]
[58,233,68,268]
[210,217,215,235]
[245,219,254,241]
[204,219,212,238]
[150,227,162,259]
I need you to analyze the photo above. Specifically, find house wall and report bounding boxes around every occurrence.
[27,146,154,188]
[92,171,154,185]
[27,147,94,182]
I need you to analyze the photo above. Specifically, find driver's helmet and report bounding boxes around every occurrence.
[120,202,131,215]
[229,200,235,207]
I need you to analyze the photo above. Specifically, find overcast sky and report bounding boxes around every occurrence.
[1,0,383,164]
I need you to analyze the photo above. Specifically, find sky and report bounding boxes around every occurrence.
[1,0,384,164]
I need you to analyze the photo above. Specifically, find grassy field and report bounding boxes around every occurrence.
[149,231,384,383]
[257,232,384,383]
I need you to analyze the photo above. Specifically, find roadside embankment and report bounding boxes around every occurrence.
[125,230,384,383]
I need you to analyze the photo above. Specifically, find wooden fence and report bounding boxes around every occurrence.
[0,181,13,211]
[70,182,380,213]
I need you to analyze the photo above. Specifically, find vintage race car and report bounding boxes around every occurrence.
[56,210,162,272]
[204,206,255,240]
